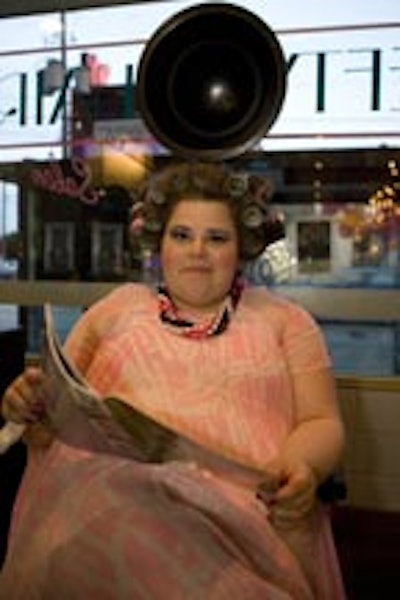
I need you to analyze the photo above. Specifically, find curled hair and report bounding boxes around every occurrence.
[130,161,284,260]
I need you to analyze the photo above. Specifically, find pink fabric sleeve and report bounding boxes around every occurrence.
[279,300,332,375]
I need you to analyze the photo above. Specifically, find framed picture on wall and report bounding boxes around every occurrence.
[43,221,75,274]
[297,220,331,273]
[91,222,124,278]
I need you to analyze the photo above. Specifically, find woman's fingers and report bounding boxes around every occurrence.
[1,367,46,424]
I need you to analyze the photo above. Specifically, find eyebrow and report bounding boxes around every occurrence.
[169,224,234,236]
[206,228,234,237]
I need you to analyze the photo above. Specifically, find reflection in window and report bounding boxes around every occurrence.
[0,181,19,280]
[262,203,400,289]
[297,221,330,274]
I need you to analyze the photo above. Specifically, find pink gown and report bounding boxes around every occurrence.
[0,284,346,599]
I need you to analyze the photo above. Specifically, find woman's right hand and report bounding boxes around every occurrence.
[1,367,47,425]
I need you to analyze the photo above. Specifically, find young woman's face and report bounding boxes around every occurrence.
[160,200,239,314]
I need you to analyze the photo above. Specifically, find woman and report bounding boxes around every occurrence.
[0,162,346,599]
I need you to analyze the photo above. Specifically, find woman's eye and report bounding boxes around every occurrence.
[207,231,230,244]
[169,227,191,241]
[167,227,232,244]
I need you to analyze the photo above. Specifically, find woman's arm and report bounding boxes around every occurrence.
[260,367,345,527]
[283,367,345,483]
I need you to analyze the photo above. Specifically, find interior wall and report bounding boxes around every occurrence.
[338,379,400,512]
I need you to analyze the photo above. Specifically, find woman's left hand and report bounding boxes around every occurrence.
[257,457,318,529]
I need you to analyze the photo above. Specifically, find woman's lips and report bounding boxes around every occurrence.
[182,265,211,273]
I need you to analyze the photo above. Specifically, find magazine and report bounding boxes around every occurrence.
[0,308,264,478]
[40,303,178,460]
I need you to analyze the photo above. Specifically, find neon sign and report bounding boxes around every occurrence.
[29,156,99,205]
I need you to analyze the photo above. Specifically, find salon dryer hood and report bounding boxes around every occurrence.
[136,2,286,161]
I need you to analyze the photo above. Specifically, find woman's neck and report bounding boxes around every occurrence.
[173,302,222,322]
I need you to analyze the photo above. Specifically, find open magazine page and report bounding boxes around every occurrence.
[41,304,177,460]
[15,305,267,486]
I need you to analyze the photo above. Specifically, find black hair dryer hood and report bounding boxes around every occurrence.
[136,2,286,161]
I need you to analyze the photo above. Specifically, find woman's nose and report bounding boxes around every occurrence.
[191,236,207,255]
